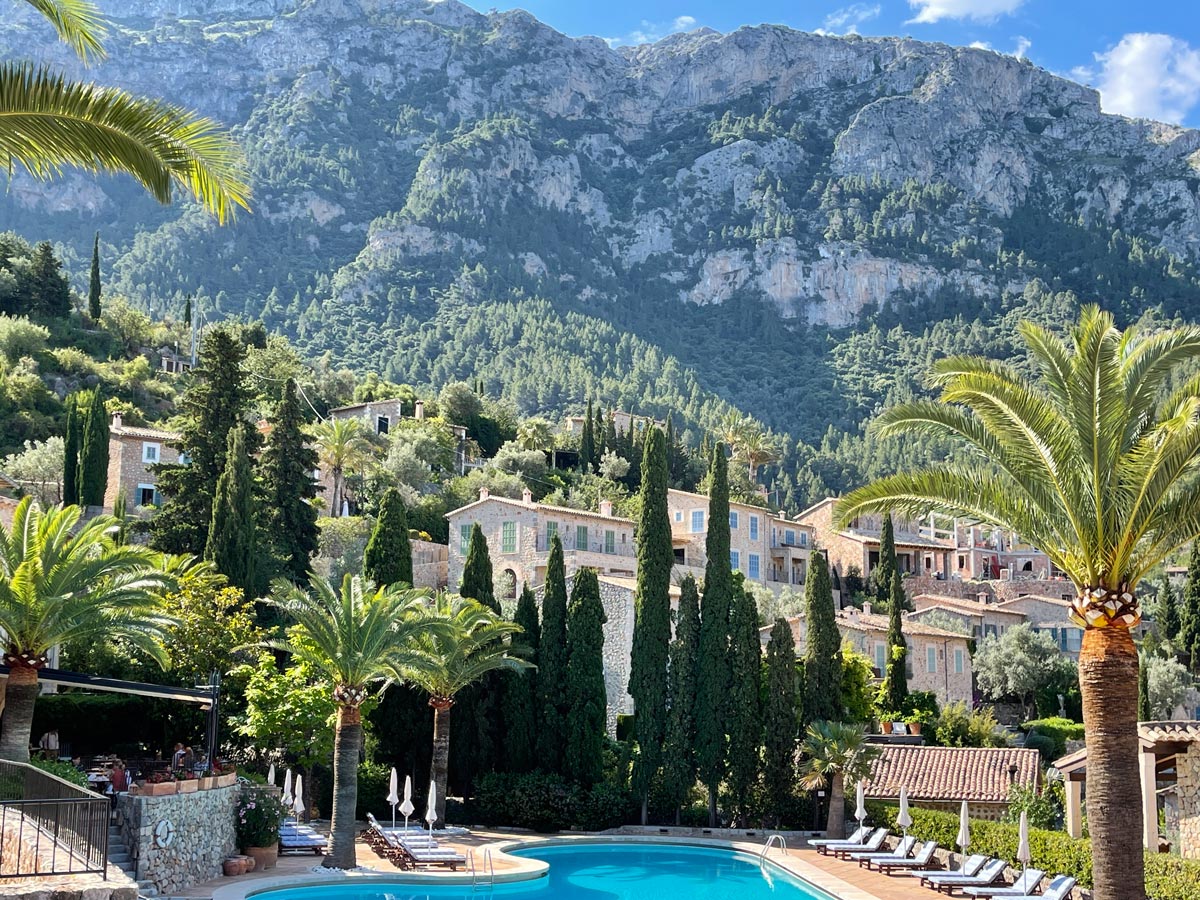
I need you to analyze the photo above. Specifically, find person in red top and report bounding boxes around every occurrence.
[109,761,128,793]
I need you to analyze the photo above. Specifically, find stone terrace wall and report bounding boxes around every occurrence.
[1179,743,1200,860]
[116,784,238,894]
[903,575,1074,603]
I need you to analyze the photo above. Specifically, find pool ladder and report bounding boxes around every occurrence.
[469,847,495,891]
[760,833,787,866]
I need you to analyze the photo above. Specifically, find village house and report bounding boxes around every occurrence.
[667,488,812,593]
[797,497,955,584]
[563,409,665,437]
[103,413,181,512]
[446,488,636,595]
[951,521,1060,580]
[909,593,1028,641]
[766,604,974,708]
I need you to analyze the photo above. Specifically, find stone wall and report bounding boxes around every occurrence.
[1178,743,1200,860]
[903,575,1073,603]
[116,783,238,894]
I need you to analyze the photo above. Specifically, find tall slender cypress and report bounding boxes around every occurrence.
[881,570,909,713]
[364,487,413,587]
[630,427,672,821]
[876,513,898,610]
[261,378,320,584]
[204,425,256,591]
[536,535,569,773]
[565,567,607,787]
[62,395,81,507]
[726,578,762,825]
[803,552,843,722]
[503,585,540,773]
[764,618,799,827]
[459,524,496,610]
[1158,575,1181,643]
[87,232,101,320]
[696,443,732,826]
[456,524,500,791]
[1181,542,1200,672]
[662,575,700,822]
[1138,659,1150,721]
[78,388,109,507]
[580,399,596,473]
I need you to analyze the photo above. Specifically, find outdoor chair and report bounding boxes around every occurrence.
[922,858,1007,894]
[848,834,915,863]
[808,824,869,849]
[902,853,986,879]
[279,822,327,854]
[999,874,1076,900]
[963,869,1044,897]
[869,839,938,873]
[824,827,888,858]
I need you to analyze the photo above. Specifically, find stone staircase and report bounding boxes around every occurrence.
[107,820,158,896]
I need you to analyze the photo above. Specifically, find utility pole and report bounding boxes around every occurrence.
[188,293,198,367]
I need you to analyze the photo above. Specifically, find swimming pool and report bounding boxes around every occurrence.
[252,842,835,900]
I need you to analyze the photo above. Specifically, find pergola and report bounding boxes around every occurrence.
[1053,721,1200,855]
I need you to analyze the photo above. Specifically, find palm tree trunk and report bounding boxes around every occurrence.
[332,470,343,516]
[323,704,361,869]
[429,700,451,828]
[0,667,39,762]
[826,773,846,838]
[707,785,718,827]
[1079,627,1145,900]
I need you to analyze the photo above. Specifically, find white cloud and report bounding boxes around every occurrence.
[969,40,991,50]
[605,14,700,47]
[821,3,881,34]
[906,0,1024,24]
[1089,33,1200,124]
[967,36,1029,58]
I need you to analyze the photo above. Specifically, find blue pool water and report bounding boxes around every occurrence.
[257,842,834,900]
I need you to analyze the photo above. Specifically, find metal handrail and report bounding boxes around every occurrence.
[760,833,787,865]
[0,760,109,878]
[468,847,495,891]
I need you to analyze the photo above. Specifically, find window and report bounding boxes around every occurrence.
[546,521,557,545]
[460,524,471,555]
[785,528,796,546]
[674,511,682,523]
[576,524,588,552]
[1066,629,1082,652]
[178,452,191,465]
[376,415,390,435]
[501,521,516,554]
[749,515,759,541]
[604,530,615,554]
[954,648,964,674]
[958,554,966,569]
[798,531,808,547]
[137,484,157,507]
[691,510,705,533]
[729,510,739,529]
[142,442,160,463]
[730,550,740,570]
[874,643,886,673]
[927,646,937,673]
[748,553,760,580]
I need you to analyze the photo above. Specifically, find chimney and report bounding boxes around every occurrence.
[479,486,490,500]
[862,601,872,616]
[111,411,122,430]
[522,488,533,505]
[414,400,425,420]
[600,499,613,518]
[978,592,990,604]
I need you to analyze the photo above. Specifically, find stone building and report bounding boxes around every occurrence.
[103,413,181,512]
[563,409,664,437]
[950,522,1060,581]
[446,488,636,595]
[667,488,812,593]
[910,593,1028,640]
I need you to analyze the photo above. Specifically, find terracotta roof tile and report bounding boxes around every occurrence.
[840,610,971,640]
[912,594,1024,617]
[863,746,1040,803]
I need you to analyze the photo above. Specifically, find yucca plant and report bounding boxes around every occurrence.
[3,0,250,222]
[836,306,1200,900]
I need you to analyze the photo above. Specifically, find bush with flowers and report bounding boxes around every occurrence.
[234,791,288,848]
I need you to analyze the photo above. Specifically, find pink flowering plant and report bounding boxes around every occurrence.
[234,791,288,847]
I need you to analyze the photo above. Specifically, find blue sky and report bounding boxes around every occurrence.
[460,0,1200,127]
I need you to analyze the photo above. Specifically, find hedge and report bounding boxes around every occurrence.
[868,803,1200,899]
[1022,717,1086,761]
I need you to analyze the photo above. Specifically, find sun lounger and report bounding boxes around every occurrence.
[963,869,1044,897]
[823,827,888,858]
[922,858,1007,894]
[902,853,986,879]
[849,834,915,863]
[869,839,938,873]
[998,874,1076,900]
[279,823,327,854]
[396,839,467,870]
[809,825,870,849]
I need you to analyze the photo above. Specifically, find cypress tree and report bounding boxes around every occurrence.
[204,425,256,591]
[565,567,607,787]
[456,524,501,790]
[662,575,700,822]
[87,232,101,320]
[28,241,70,317]
[536,535,569,773]
[725,578,762,825]
[1138,659,1150,721]
[1180,543,1200,671]
[261,378,319,584]
[1158,575,1181,643]
[62,394,81,506]
[580,399,596,473]
[696,443,732,826]
[876,513,898,610]
[152,325,258,554]
[881,570,909,713]
[630,427,673,821]
[78,388,109,507]
[803,552,843,722]
[764,617,798,827]
[594,405,607,460]
[503,585,540,773]
[460,523,497,610]
[364,487,413,587]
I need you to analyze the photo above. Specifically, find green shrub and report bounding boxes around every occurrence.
[1022,717,1085,761]
[934,702,1009,747]
[30,757,88,789]
[473,772,634,832]
[1145,853,1200,900]
[355,760,391,819]
[1022,731,1056,763]
[573,781,635,832]
[0,315,50,364]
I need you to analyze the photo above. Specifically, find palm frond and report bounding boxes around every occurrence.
[24,0,107,62]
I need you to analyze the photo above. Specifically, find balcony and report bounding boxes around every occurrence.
[535,535,635,559]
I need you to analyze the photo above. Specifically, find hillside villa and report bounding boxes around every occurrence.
[103,413,181,512]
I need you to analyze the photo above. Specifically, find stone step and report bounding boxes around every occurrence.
[109,852,131,865]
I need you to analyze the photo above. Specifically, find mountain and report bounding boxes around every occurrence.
[4,0,1200,504]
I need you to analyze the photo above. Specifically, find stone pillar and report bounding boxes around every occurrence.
[1139,750,1159,851]
[1178,743,1200,859]
[1065,778,1083,840]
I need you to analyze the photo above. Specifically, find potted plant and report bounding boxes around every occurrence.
[215,763,238,788]
[198,769,218,791]
[905,709,935,736]
[877,710,905,735]
[141,771,177,796]
[176,770,199,793]
[235,791,288,871]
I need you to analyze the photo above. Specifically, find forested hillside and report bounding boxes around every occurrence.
[3,0,1200,511]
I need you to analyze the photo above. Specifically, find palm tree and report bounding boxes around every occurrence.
[798,721,880,838]
[5,0,250,222]
[738,426,779,485]
[311,418,374,516]
[263,573,434,868]
[400,593,530,827]
[835,306,1200,900]
[0,498,173,761]
[515,418,554,452]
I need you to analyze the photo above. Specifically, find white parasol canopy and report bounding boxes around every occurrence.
[282,769,293,807]
[292,774,305,819]
[387,768,400,829]
[897,786,913,835]
[267,763,276,787]
[956,800,971,852]
[854,779,867,830]
[399,775,415,831]
[425,780,438,835]
[1016,810,1031,874]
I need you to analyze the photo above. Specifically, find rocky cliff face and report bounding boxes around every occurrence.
[2,0,1199,337]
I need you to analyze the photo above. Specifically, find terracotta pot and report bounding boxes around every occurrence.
[908,722,923,735]
[244,844,278,871]
[216,773,238,788]
[176,779,199,793]
[198,776,218,790]
[142,781,176,796]
[238,855,256,873]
